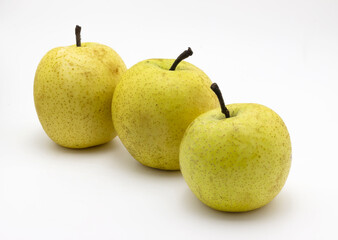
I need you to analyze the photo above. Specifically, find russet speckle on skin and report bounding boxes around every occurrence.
[179,103,292,212]
[34,43,127,148]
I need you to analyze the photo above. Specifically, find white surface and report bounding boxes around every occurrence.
[1,0,338,239]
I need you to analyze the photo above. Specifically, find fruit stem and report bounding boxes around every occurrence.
[75,25,81,47]
[169,47,193,71]
[210,83,230,118]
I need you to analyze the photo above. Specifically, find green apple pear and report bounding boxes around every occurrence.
[112,48,218,170]
[34,26,127,148]
[180,83,292,212]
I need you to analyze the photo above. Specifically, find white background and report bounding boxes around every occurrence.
[1,0,337,239]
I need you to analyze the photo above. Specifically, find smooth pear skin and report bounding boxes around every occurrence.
[180,103,292,212]
[34,42,127,148]
[112,59,218,170]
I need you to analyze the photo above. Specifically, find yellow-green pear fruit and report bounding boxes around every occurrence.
[112,48,218,170]
[180,83,292,212]
[34,26,127,148]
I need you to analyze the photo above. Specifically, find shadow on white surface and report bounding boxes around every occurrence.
[29,128,182,178]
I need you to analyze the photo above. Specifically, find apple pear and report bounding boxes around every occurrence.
[112,48,218,170]
[179,83,292,212]
[34,26,127,148]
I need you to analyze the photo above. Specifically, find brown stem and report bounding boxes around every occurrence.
[210,83,230,118]
[75,25,81,47]
[169,47,193,71]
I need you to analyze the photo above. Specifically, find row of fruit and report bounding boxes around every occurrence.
[34,26,291,212]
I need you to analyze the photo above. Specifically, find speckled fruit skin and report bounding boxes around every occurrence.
[180,103,292,212]
[112,59,218,170]
[34,42,127,148]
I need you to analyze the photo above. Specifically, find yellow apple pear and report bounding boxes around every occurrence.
[34,26,126,148]
[180,83,292,212]
[112,48,218,170]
